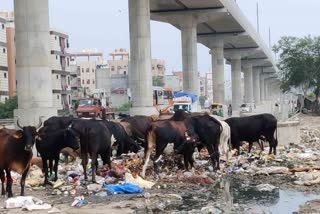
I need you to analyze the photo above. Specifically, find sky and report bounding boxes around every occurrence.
[1,0,320,79]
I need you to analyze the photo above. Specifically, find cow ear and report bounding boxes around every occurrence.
[13,130,23,139]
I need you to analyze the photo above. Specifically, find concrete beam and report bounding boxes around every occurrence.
[241,59,270,67]
[151,8,227,25]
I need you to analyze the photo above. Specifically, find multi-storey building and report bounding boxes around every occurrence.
[205,73,213,101]
[0,16,9,102]
[71,50,105,93]
[49,29,72,110]
[199,76,206,97]
[108,48,166,77]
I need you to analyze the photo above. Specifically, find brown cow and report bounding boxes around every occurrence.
[0,119,41,197]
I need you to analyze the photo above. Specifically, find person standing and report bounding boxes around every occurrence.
[228,104,232,117]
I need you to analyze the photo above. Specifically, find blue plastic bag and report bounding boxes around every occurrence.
[104,183,143,194]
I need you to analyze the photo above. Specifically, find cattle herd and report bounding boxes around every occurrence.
[0,110,278,198]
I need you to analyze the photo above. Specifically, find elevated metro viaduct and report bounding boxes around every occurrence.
[13,0,279,125]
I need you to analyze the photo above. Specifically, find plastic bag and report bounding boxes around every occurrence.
[104,183,143,194]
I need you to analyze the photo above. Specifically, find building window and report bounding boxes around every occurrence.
[82,79,84,84]
[1,24,4,29]
[4,73,7,78]
[92,80,95,84]
[152,66,155,70]
[67,57,69,66]
[68,95,71,105]
[86,68,89,73]
[92,69,94,73]
[124,65,127,68]
[124,71,127,75]
[87,79,90,84]
[82,68,84,73]
[111,66,115,71]
[56,75,59,79]
[56,55,58,60]
[3,48,5,53]
[57,95,59,99]
[67,76,70,85]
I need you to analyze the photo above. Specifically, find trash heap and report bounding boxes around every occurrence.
[3,126,320,210]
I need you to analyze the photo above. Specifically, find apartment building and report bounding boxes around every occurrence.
[108,48,166,77]
[50,29,72,110]
[0,16,9,102]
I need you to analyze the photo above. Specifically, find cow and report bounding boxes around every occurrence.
[43,116,73,130]
[120,115,157,146]
[184,114,222,170]
[141,119,196,178]
[225,113,278,155]
[0,119,41,197]
[101,121,140,156]
[36,126,79,185]
[71,119,112,183]
[215,119,232,163]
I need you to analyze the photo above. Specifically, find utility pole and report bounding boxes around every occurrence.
[256,2,260,34]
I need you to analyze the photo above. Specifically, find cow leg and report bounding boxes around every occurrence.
[49,159,53,176]
[0,169,5,195]
[90,152,98,183]
[81,152,89,181]
[20,165,30,196]
[206,145,217,170]
[142,132,156,178]
[213,143,220,170]
[42,157,49,186]
[53,156,59,181]
[248,142,253,153]
[5,169,13,198]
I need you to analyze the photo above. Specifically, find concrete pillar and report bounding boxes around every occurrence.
[181,21,199,96]
[14,0,57,125]
[210,42,225,104]
[243,64,253,104]
[260,75,265,103]
[231,56,242,110]
[253,68,261,105]
[128,0,156,115]
[265,79,269,100]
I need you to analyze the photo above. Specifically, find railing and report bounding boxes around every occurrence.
[0,118,14,125]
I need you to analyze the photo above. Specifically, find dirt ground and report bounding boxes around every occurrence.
[1,114,320,213]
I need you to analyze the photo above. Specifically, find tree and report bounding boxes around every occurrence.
[0,96,18,119]
[152,76,165,87]
[273,36,320,111]
[199,95,206,108]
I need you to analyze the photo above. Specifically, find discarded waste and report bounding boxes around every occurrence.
[104,183,143,194]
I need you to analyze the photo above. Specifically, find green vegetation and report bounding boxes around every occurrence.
[199,95,207,108]
[115,102,131,112]
[152,76,165,87]
[273,36,320,97]
[0,96,17,119]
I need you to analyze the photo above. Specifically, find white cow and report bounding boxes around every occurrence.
[210,116,232,163]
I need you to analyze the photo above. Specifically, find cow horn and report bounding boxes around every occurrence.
[16,118,23,129]
[35,117,43,129]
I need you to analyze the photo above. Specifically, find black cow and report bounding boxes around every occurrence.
[101,121,140,156]
[71,119,112,183]
[185,114,222,170]
[36,126,79,185]
[0,119,41,197]
[225,113,278,155]
[43,116,73,130]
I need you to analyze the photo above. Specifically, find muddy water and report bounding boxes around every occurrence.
[139,177,320,213]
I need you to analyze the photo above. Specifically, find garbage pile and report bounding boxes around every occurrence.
[3,126,320,210]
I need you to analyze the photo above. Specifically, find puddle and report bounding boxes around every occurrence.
[140,178,320,213]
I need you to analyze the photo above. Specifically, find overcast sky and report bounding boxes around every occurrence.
[1,0,320,78]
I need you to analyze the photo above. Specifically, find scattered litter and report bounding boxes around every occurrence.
[71,196,84,207]
[104,183,143,194]
[124,172,155,189]
[256,184,278,191]
[48,207,61,213]
[5,196,51,210]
